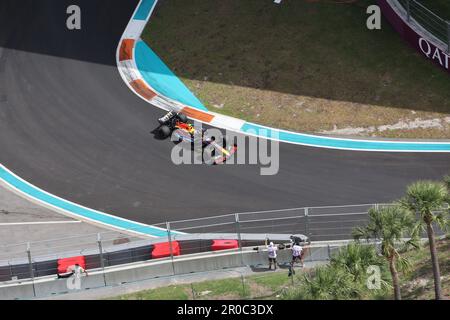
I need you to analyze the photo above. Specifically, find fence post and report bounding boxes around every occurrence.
[241,274,247,298]
[235,213,244,266]
[166,222,176,275]
[97,233,107,287]
[327,244,331,261]
[8,263,13,282]
[26,242,36,298]
[406,0,411,22]
[447,21,450,53]
[304,208,310,239]
[191,283,196,300]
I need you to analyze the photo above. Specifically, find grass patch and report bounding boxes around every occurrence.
[144,0,450,138]
[111,269,308,300]
[114,285,190,300]
[192,277,248,299]
[249,271,292,292]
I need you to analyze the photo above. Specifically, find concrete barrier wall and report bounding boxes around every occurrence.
[0,244,332,300]
[0,236,307,282]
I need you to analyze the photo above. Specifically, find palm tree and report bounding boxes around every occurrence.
[444,175,450,188]
[400,181,449,300]
[444,175,450,204]
[288,265,361,300]
[444,175,450,229]
[289,243,388,300]
[353,205,418,300]
[330,242,383,282]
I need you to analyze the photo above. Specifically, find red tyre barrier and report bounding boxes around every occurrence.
[151,241,180,259]
[211,239,239,251]
[57,256,86,274]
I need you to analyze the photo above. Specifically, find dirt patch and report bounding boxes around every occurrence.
[320,117,450,136]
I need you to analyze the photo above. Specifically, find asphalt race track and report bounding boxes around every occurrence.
[0,0,449,226]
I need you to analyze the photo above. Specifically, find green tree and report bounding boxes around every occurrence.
[444,175,450,207]
[286,242,388,300]
[330,242,383,282]
[444,175,450,190]
[400,181,449,300]
[353,206,418,300]
[286,265,362,300]
[444,175,450,231]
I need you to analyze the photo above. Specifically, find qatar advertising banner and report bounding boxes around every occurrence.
[377,0,450,75]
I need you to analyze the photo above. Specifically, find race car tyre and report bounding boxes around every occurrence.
[159,125,171,139]
[177,112,188,123]
[172,131,182,143]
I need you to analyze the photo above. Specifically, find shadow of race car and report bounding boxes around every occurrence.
[156,111,237,164]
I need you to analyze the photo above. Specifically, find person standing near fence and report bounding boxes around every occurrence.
[57,263,88,279]
[267,242,278,270]
[291,242,304,268]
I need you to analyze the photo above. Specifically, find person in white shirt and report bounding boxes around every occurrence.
[291,243,304,268]
[267,242,278,270]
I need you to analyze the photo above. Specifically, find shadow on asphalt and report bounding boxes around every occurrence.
[0,0,139,66]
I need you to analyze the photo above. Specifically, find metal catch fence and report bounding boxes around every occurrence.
[398,0,450,51]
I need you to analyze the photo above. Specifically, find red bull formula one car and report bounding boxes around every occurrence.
[156,111,237,164]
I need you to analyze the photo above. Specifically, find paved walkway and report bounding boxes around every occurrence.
[0,182,128,261]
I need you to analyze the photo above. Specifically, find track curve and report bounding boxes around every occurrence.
[0,0,449,226]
